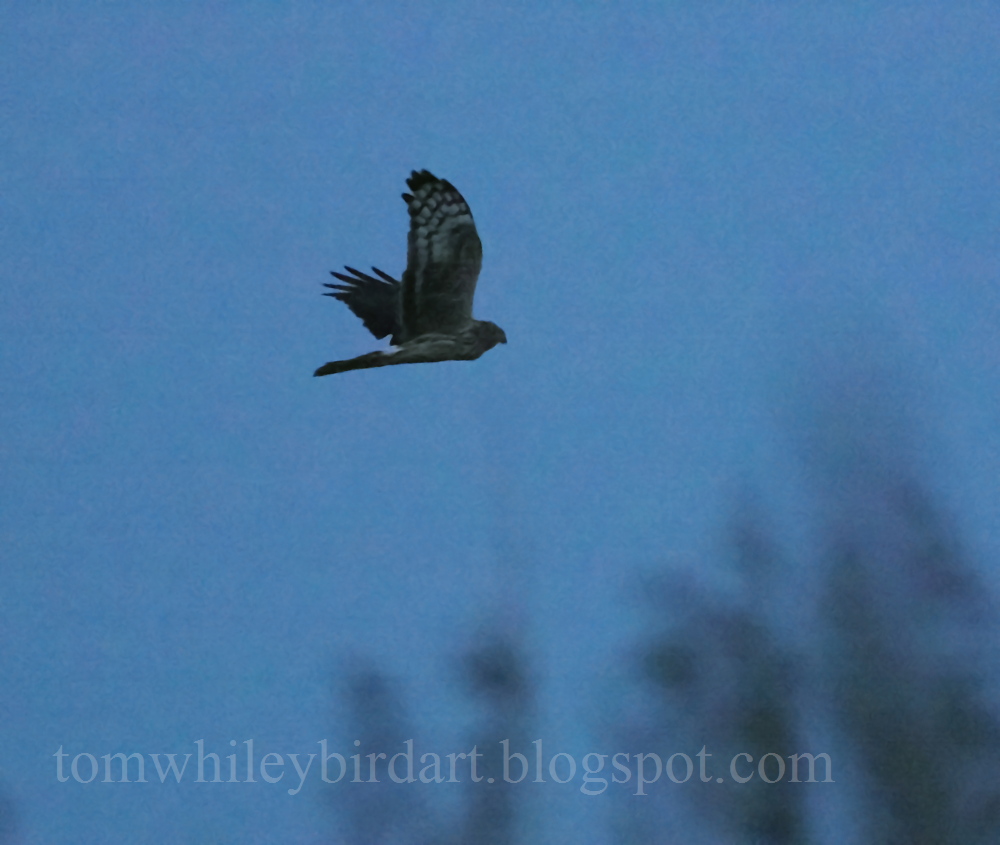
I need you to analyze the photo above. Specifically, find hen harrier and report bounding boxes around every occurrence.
[314,170,506,377]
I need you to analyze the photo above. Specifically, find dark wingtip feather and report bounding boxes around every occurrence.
[405,169,445,193]
[320,265,402,343]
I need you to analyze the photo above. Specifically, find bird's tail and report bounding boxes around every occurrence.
[314,334,466,377]
[313,349,399,377]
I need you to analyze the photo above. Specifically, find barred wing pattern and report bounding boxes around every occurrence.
[400,170,483,339]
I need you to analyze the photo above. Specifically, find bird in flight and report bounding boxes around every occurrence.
[315,170,507,376]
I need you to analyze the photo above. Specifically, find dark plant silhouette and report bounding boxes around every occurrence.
[333,386,1000,844]
[331,632,532,845]
[333,667,438,845]
[637,507,808,844]
[454,632,532,845]
[822,475,1000,844]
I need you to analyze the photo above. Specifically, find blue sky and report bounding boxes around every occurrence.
[2,3,1000,842]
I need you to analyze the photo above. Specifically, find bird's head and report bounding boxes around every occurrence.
[477,320,508,350]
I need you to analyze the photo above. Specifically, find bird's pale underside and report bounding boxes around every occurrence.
[314,170,506,377]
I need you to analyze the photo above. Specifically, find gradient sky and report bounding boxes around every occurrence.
[2,3,1000,842]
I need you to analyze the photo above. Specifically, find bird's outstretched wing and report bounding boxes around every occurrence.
[324,266,402,345]
[400,170,483,338]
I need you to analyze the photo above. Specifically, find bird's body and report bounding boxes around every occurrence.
[315,170,506,377]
